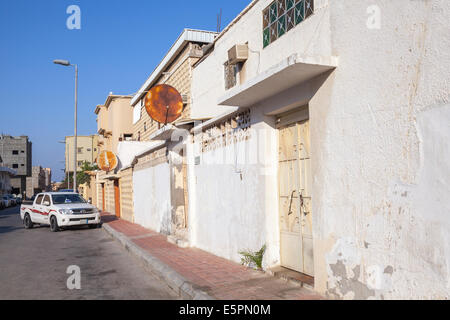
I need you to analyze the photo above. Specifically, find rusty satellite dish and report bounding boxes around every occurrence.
[97,151,118,172]
[145,84,183,125]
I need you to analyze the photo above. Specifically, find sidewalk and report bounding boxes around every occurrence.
[101,213,323,300]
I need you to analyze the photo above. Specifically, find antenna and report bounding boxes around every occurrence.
[217,8,222,33]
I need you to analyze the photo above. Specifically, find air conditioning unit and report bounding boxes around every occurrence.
[228,44,248,65]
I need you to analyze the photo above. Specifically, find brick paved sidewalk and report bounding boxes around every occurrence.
[101,213,323,300]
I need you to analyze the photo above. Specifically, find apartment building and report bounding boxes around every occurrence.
[94,94,136,221]
[0,135,32,195]
[64,135,99,173]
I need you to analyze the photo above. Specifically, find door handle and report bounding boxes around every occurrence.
[299,191,309,216]
[287,190,296,216]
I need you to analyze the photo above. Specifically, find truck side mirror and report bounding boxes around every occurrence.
[43,201,50,206]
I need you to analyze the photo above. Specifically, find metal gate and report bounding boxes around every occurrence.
[278,111,314,276]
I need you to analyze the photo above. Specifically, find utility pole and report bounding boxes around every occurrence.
[54,59,78,192]
[73,64,78,192]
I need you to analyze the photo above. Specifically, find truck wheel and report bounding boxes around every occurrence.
[24,214,34,229]
[50,216,59,232]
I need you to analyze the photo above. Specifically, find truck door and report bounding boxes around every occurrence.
[40,194,52,224]
[31,194,45,223]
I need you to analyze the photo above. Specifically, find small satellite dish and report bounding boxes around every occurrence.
[97,151,118,172]
[145,84,183,124]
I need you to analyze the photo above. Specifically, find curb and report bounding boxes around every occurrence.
[102,223,215,300]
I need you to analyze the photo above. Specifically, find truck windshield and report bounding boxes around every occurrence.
[52,194,87,205]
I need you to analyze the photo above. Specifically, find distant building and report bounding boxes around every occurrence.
[0,166,16,196]
[0,135,32,195]
[94,94,134,219]
[51,181,63,192]
[26,166,46,198]
[65,135,99,174]
[95,95,134,154]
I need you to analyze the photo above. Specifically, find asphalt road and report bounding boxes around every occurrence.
[0,205,178,300]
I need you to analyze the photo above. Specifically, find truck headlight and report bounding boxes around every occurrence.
[59,209,73,215]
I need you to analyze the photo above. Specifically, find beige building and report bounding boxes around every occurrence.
[95,95,134,153]
[78,171,97,205]
[65,135,99,173]
[94,94,134,221]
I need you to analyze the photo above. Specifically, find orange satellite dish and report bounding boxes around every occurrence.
[145,84,183,124]
[97,151,118,172]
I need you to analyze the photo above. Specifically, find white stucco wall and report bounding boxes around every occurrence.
[133,163,172,234]
[189,0,450,299]
[117,141,158,169]
[188,130,280,265]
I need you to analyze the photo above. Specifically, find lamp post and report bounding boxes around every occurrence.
[54,60,78,192]
[58,140,70,190]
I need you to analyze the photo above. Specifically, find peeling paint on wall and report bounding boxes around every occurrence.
[326,238,394,300]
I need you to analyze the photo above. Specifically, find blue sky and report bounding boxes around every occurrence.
[0,0,249,181]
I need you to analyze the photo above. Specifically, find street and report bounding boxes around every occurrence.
[0,206,178,300]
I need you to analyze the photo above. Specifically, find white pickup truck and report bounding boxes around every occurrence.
[20,192,101,232]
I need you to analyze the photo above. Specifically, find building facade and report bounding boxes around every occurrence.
[94,94,136,222]
[65,135,99,174]
[0,167,16,196]
[129,29,217,245]
[183,0,450,300]
[0,135,32,195]
[26,166,47,198]
[85,0,450,300]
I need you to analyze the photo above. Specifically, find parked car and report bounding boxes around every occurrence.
[20,192,101,232]
[13,196,22,205]
[5,195,16,206]
[0,198,5,210]
[2,195,11,208]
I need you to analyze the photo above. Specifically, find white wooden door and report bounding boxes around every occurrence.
[278,119,314,276]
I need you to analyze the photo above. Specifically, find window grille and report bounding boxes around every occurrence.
[200,109,251,153]
[263,0,314,48]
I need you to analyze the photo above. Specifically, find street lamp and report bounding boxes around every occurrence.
[54,59,78,192]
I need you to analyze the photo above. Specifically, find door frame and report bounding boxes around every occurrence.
[114,180,121,218]
[101,183,105,212]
